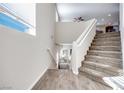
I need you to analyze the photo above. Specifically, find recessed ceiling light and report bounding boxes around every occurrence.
[101,18,104,21]
[97,23,100,25]
[108,14,111,17]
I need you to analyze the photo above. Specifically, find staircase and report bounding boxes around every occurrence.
[79,32,123,86]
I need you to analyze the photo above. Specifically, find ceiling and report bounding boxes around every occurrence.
[56,3,119,25]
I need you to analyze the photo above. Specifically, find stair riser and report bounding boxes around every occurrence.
[83,61,122,69]
[95,35,120,39]
[79,72,111,87]
[85,57,122,65]
[92,41,121,45]
[94,38,120,42]
[95,36,120,39]
[96,33,120,37]
[88,52,122,59]
[84,64,119,76]
[97,32,120,35]
[93,40,120,43]
[91,43,120,46]
[92,43,120,46]
[90,47,121,51]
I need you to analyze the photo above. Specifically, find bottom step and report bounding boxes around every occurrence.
[79,67,114,87]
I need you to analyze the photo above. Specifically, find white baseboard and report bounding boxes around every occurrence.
[28,66,49,90]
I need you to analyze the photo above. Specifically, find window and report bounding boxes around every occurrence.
[0,3,36,36]
[0,12,29,32]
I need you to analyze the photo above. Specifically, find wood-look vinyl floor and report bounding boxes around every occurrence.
[32,69,112,90]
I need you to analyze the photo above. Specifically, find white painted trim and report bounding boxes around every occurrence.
[27,66,49,90]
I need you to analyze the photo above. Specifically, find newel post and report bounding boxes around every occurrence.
[71,41,79,75]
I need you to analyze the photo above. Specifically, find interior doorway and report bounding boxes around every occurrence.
[106,26,114,32]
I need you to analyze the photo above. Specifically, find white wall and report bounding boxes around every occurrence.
[55,20,96,44]
[55,21,87,44]
[0,3,55,89]
[120,3,124,70]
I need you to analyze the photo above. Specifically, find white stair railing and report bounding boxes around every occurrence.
[47,48,58,68]
[71,18,97,74]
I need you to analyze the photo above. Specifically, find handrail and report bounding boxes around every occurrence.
[47,48,56,63]
[0,4,35,28]
[76,18,96,45]
[78,19,97,46]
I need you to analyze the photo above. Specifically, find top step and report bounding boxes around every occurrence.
[96,32,120,36]
[97,32,120,34]
[95,34,120,38]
